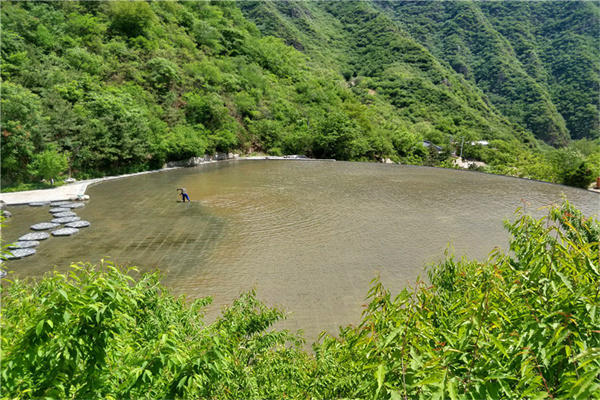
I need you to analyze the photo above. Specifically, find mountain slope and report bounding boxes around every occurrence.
[374,0,599,142]
[1,1,598,188]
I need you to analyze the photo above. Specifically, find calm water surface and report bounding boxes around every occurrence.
[4,161,599,341]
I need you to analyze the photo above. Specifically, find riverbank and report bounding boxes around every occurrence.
[2,154,596,205]
[0,155,329,206]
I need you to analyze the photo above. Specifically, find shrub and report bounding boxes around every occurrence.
[2,199,598,399]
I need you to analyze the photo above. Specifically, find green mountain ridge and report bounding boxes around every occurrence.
[1,1,598,189]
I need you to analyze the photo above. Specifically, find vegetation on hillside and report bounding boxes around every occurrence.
[2,201,599,398]
[241,0,600,187]
[0,0,426,186]
[1,1,598,189]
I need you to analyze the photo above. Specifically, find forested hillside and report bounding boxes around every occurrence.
[375,1,599,143]
[1,1,598,189]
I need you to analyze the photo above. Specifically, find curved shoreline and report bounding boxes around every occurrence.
[0,156,332,206]
[1,155,597,206]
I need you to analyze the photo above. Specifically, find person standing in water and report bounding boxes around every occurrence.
[177,187,190,202]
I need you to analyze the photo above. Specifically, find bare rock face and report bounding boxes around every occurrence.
[53,211,77,218]
[5,248,36,259]
[31,222,60,231]
[52,216,81,224]
[50,207,70,214]
[9,241,40,249]
[29,201,50,207]
[52,227,79,236]
[19,232,50,241]
[65,220,90,228]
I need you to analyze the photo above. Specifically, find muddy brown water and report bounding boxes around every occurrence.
[3,161,599,342]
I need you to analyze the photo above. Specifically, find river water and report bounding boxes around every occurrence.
[3,161,598,341]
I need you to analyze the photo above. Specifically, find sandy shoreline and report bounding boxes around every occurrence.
[0,156,328,206]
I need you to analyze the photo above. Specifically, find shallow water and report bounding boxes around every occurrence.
[3,161,598,341]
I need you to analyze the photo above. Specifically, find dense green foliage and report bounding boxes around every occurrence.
[2,201,599,398]
[1,1,598,188]
[240,0,600,185]
[0,0,422,185]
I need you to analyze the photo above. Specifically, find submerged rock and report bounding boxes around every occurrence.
[50,201,72,206]
[31,222,60,231]
[62,202,85,209]
[52,227,79,236]
[19,232,50,241]
[52,216,81,224]
[49,207,70,213]
[9,241,40,249]
[53,211,77,218]
[29,201,50,207]
[5,248,36,259]
[65,220,90,228]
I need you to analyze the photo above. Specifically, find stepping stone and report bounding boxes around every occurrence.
[5,248,36,259]
[52,216,81,224]
[29,201,50,207]
[62,202,85,209]
[49,207,70,213]
[31,222,60,231]
[52,227,79,236]
[9,241,40,249]
[53,211,76,218]
[19,232,50,241]
[50,201,72,206]
[65,220,90,228]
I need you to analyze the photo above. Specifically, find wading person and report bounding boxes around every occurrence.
[177,187,190,202]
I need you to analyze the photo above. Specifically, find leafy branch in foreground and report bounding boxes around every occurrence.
[313,200,600,399]
[1,200,599,399]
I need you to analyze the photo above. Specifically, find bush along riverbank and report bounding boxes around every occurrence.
[1,200,599,399]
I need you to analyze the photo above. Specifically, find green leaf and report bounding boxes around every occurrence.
[375,363,386,397]
[35,320,44,336]
[389,390,403,400]
[57,288,68,301]
[447,378,459,400]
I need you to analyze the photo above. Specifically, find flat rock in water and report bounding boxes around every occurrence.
[53,211,76,218]
[31,222,60,231]
[49,207,70,213]
[52,227,79,236]
[50,201,72,206]
[65,220,90,228]
[63,202,85,209]
[5,248,36,259]
[29,201,50,207]
[9,241,40,249]
[19,232,50,241]
[52,216,81,224]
